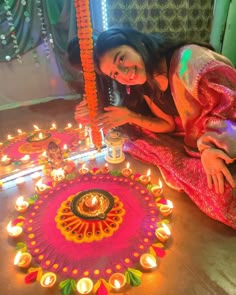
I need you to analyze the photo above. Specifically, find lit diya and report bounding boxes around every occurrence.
[27,131,51,142]
[71,189,114,220]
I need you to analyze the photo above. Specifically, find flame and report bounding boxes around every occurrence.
[91,196,98,205]
[114,279,121,288]
[17,129,22,134]
[16,196,24,206]
[38,132,43,139]
[126,162,130,169]
[21,155,30,161]
[79,123,83,129]
[33,125,40,130]
[7,134,13,140]
[146,169,151,177]
[14,251,22,265]
[44,275,53,286]
[1,155,9,161]
[66,123,72,129]
[158,179,163,188]
[51,123,56,129]
[145,256,157,267]
[162,223,171,235]
[166,200,174,209]
[63,144,68,150]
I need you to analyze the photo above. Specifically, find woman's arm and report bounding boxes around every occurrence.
[95,95,175,133]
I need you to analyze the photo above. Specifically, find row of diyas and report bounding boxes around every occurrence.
[1,154,31,166]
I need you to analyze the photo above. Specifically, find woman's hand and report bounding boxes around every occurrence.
[201,148,235,194]
[95,106,131,132]
[74,97,90,125]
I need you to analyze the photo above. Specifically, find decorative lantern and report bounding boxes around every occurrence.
[105,130,125,164]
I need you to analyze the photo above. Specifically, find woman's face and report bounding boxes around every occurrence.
[99,45,147,85]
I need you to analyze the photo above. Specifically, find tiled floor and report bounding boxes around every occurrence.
[0,99,235,295]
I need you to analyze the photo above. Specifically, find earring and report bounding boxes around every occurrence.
[126,85,130,95]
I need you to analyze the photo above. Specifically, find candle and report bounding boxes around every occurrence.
[85,195,99,210]
[31,172,41,180]
[15,196,29,213]
[64,123,72,130]
[155,223,171,242]
[1,155,11,166]
[101,163,109,174]
[17,129,25,135]
[140,253,157,270]
[51,168,65,182]
[76,278,93,294]
[160,200,174,217]
[40,272,57,288]
[50,123,57,130]
[33,124,40,131]
[109,273,126,290]
[15,177,25,186]
[14,251,32,268]
[40,150,47,159]
[7,134,13,141]
[63,144,68,152]
[121,162,132,177]
[35,179,50,194]
[151,179,163,197]
[79,164,89,175]
[20,154,30,164]
[139,169,151,185]
[7,221,23,238]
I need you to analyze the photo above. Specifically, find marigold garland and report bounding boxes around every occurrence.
[74,0,102,149]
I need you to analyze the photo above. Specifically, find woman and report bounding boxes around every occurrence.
[93,27,236,228]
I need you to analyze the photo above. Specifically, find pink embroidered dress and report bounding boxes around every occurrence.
[124,45,236,229]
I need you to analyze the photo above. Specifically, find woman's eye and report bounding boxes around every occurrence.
[119,55,124,64]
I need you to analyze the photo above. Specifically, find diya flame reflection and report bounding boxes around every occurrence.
[7,221,23,238]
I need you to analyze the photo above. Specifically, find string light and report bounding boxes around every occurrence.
[101,0,108,30]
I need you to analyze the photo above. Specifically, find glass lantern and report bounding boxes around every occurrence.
[105,130,125,164]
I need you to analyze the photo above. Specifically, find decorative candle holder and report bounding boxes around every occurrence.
[1,155,11,166]
[7,221,23,238]
[51,168,65,182]
[139,169,151,185]
[105,130,125,164]
[159,200,173,217]
[40,272,57,288]
[101,163,110,174]
[76,278,93,294]
[109,272,126,290]
[155,223,171,242]
[151,179,163,197]
[20,154,30,164]
[35,179,50,194]
[140,253,157,270]
[14,251,32,268]
[15,196,29,213]
[79,164,89,175]
[121,162,132,177]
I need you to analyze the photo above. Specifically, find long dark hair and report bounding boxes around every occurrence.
[94,26,214,116]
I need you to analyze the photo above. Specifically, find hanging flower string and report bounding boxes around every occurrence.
[74,0,102,149]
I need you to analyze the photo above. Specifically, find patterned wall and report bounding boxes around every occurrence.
[107,0,214,42]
